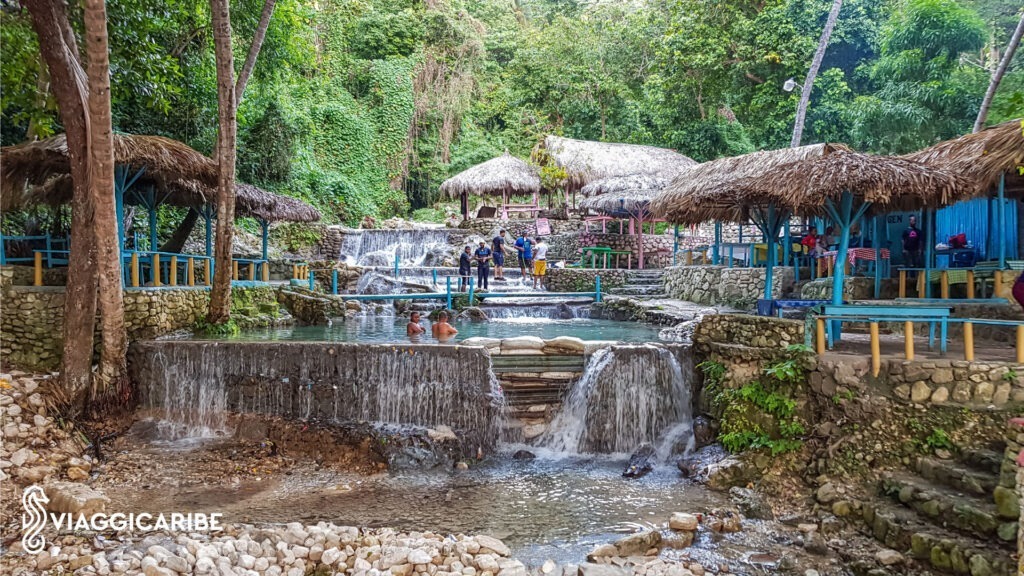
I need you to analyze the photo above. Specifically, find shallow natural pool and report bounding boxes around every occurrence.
[194,315,665,344]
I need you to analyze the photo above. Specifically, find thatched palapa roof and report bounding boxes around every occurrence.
[235,184,321,223]
[580,173,668,198]
[902,120,1024,198]
[580,188,658,218]
[533,135,696,193]
[651,143,850,224]
[734,151,976,216]
[438,152,540,198]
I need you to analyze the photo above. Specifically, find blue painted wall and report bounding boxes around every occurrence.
[936,197,1018,260]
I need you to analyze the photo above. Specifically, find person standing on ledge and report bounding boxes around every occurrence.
[492,229,508,282]
[458,246,472,292]
[406,311,425,340]
[532,237,548,290]
[902,215,923,278]
[473,240,492,290]
[514,232,533,285]
[431,311,458,342]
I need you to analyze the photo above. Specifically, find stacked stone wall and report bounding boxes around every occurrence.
[1,285,280,370]
[577,232,674,269]
[0,265,68,287]
[544,268,627,292]
[663,266,795,308]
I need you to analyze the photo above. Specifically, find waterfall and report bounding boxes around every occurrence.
[339,229,452,267]
[540,345,694,457]
[130,342,503,446]
[480,303,591,320]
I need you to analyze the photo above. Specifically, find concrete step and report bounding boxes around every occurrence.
[608,284,665,296]
[860,499,1016,575]
[915,456,999,496]
[879,473,1015,543]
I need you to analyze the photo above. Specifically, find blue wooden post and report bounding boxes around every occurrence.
[873,215,882,299]
[0,234,6,265]
[713,221,721,265]
[308,270,315,291]
[331,269,338,295]
[148,203,158,252]
[782,220,791,270]
[595,275,602,302]
[763,207,778,300]
[824,191,871,341]
[446,276,453,310]
[728,245,734,268]
[44,235,52,268]
[260,219,269,262]
[432,268,438,285]
[394,253,400,278]
[202,206,214,257]
[468,277,475,306]
[997,172,1006,268]
[672,225,679,265]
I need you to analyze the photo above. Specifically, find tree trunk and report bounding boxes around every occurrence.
[791,0,843,147]
[24,0,98,407]
[207,0,238,324]
[974,13,1024,133]
[235,0,277,102]
[84,0,128,403]
[159,209,201,253]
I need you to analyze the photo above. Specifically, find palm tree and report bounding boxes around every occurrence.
[790,0,844,147]
[84,0,128,396]
[974,12,1024,133]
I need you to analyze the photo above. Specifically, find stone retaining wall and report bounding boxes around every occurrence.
[1008,418,1024,574]
[1,285,281,370]
[458,218,584,237]
[0,265,68,287]
[544,268,628,292]
[663,266,796,309]
[799,277,898,300]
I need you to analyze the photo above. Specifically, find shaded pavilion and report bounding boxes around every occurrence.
[579,188,661,269]
[651,143,850,298]
[531,136,696,211]
[438,152,541,219]
[729,151,976,324]
[902,120,1024,272]
[1,134,320,281]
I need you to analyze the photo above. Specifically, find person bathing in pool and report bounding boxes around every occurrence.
[431,311,458,342]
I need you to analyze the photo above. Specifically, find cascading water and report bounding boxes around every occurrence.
[340,229,452,267]
[540,345,694,457]
[479,303,591,320]
[131,342,504,446]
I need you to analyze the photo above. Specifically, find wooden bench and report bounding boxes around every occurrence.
[815,304,953,358]
[502,204,540,218]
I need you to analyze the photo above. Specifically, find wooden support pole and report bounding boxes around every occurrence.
[904,321,914,360]
[966,271,975,299]
[152,253,162,286]
[232,260,239,281]
[33,252,43,286]
[815,318,826,354]
[169,256,178,286]
[994,270,1004,298]
[248,262,256,281]
[917,272,925,298]
[940,271,949,299]
[898,269,906,298]
[826,257,833,278]
[187,258,195,286]
[869,322,880,377]
[292,264,297,279]
[131,253,140,287]
[963,322,974,362]
[685,251,693,265]
[262,262,270,282]
[1018,325,1024,364]
[204,260,211,286]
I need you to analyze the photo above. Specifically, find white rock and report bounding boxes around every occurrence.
[408,549,433,565]
[476,555,499,572]
[499,336,546,352]
[321,547,343,566]
[238,554,256,569]
[161,554,190,573]
[474,536,509,557]
[10,447,32,466]
[668,513,699,532]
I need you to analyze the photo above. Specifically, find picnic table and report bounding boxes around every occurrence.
[582,246,613,268]
[821,248,890,276]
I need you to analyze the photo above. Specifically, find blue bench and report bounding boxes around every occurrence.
[764,299,830,318]
[816,304,952,353]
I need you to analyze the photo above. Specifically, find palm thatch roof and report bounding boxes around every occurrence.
[438,152,541,198]
[235,184,321,223]
[902,119,1024,198]
[651,143,851,224]
[1,133,218,200]
[580,188,658,217]
[532,135,696,193]
[733,151,976,216]
[580,173,668,198]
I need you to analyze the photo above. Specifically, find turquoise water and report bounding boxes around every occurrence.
[197,316,663,343]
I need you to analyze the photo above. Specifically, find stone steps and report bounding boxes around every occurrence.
[959,448,1004,476]
[607,284,666,297]
[915,456,999,496]
[860,499,1016,575]
[879,473,1015,544]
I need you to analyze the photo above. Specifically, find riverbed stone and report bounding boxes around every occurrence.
[44,482,109,515]
[669,513,699,532]
[910,381,932,403]
[612,531,661,556]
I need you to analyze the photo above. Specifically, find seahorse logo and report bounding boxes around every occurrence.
[21,485,49,554]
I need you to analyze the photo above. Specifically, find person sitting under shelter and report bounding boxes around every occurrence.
[431,311,458,342]
[801,226,822,257]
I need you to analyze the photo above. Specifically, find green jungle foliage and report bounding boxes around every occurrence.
[2,0,1021,224]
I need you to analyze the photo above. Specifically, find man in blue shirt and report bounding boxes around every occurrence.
[514,232,533,284]
[473,241,492,290]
